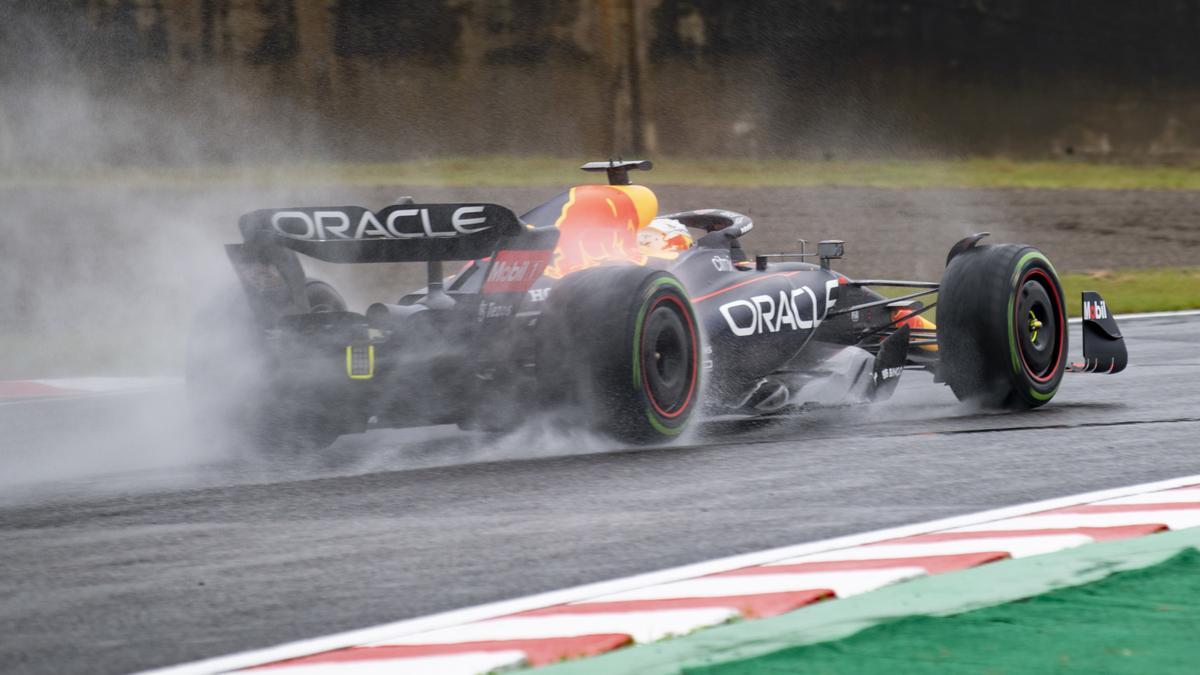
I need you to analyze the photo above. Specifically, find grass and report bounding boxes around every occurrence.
[1061,267,1200,316]
[875,267,1200,319]
[6,156,1200,190]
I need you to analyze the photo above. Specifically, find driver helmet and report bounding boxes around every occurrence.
[638,217,694,256]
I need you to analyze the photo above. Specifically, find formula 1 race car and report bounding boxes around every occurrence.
[187,160,1128,450]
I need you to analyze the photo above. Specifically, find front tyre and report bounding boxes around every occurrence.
[539,267,701,443]
[937,245,1067,409]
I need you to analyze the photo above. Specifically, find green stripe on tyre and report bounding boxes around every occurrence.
[645,409,684,436]
[630,276,689,389]
[1007,250,1051,377]
[630,276,691,437]
[1006,250,1061,401]
[1029,387,1056,401]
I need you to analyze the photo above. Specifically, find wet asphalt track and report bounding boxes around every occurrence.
[1,316,1198,674]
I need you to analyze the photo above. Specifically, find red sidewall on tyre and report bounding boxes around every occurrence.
[938,245,1067,409]
[540,266,702,443]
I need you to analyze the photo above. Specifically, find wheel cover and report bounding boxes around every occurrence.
[1014,268,1063,382]
[640,296,697,417]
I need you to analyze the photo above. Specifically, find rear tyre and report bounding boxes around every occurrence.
[304,279,346,313]
[538,267,701,444]
[186,279,346,454]
[937,245,1067,409]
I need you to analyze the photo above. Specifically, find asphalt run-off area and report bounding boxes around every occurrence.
[0,314,1196,673]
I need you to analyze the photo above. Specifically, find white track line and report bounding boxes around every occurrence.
[371,609,738,646]
[1099,488,1200,505]
[951,510,1200,532]
[777,534,1094,562]
[252,652,528,675]
[0,378,180,406]
[140,473,1200,675]
[581,568,923,603]
[27,377,179,392]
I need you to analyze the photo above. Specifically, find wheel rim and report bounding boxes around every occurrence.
[640,298,696,416]
[1015,270,1062,381]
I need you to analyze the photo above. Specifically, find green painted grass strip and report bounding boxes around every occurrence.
[536,527,1200,675]
[690,547,1200,674]
[9,157,1200,190]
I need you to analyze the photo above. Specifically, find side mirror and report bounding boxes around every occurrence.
[818,240,845,269]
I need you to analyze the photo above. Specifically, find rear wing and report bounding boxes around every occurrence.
[229,203,557,326]
[237,204,524,263]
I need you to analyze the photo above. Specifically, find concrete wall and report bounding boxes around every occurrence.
[5,0,1200,167]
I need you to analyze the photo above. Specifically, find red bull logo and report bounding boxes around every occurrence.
[543,185,658,279]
